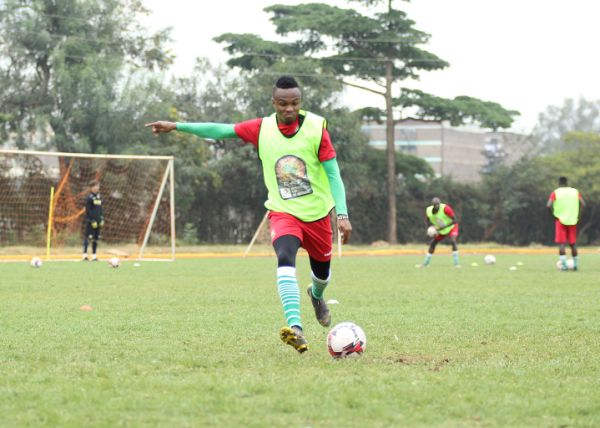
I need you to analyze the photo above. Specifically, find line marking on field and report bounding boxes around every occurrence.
[2,247,599,262]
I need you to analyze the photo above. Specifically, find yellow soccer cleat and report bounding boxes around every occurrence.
[280,326,309,353]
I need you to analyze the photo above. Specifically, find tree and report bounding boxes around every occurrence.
[478,160,553,245]
[533,97,600,153]
[215,1,519,243]
[0,0,172,152]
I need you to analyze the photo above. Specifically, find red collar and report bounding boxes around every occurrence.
[277,118,300,136]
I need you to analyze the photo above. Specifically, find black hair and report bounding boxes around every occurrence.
[559,176,568,186]
[274,76,300,90]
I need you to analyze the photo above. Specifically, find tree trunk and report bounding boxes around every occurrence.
[385,60,397,244]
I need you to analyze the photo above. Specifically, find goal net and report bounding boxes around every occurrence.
[0,149,175,261]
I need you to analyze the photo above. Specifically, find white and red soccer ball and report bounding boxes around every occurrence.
[426,226,438,238]
[484,254,496,265]
[327,322,367,358]
[556,259,575,271]
[109,257,120,268]
[30,257,43,268]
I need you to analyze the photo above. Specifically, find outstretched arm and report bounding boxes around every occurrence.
[322,158,352,244]
[145,121,237,139]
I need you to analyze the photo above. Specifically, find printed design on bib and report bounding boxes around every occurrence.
[274,155,313,200]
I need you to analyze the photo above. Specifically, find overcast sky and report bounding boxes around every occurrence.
[143,0,600,133]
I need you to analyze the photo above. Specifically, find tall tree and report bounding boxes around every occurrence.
[0,0,172,152]
[533,97,600,153]
[215,0,518,243]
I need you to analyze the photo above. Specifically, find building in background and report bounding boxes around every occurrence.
[362,118,532,182]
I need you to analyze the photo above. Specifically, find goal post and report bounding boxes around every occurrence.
[0,149,176,261]
[138,158,174,260]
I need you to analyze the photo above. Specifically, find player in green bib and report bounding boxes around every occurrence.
[420,197,460,267]
[146,76,353,353]
[547,176,585,270]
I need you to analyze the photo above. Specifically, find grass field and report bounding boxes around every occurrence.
[1,251,600,427]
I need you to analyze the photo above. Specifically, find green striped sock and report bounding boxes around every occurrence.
[311,272,330,300]
[277,266,302,329]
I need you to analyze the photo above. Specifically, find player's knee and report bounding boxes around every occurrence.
[275,243,297,266]
[276,248,296,267]
[273,236,300,267]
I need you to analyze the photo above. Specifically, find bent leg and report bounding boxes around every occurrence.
[450,236,459,266]
[307,257,332,326]
[309,257,331,298]
[309,257,331,293]
[423,239,438,266]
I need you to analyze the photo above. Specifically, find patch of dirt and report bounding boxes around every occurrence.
[389,354,450,371]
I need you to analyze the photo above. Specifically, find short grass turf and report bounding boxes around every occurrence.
[1,253,600,427]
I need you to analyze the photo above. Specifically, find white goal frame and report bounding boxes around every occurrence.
[0,149,176,261]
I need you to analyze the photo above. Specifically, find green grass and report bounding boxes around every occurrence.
[1,253,600,427]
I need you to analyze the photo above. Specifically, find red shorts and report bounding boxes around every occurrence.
[435,224,459,242]
[268,211,333,262]
[555,221,577,245]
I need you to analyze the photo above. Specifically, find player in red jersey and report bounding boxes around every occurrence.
[146,76,352,353]
[420,197,460,267]
[547,176,585,270]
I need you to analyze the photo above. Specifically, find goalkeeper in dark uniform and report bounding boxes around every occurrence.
[82,180,104,261]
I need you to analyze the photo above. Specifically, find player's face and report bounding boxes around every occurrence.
[92,184,100,193]
[272,87,302,125]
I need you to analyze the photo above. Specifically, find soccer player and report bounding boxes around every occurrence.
[547,176,585,270]
[420,197,460,267]
[145,76,353,353]
[82,180,104,261]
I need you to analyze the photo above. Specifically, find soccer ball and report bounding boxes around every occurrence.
[109,257,120,268]
[30,257,43,268]
[327,322,367,359]
[556,259,574,271]
[484,254,496,265]
[426,226,438,238]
